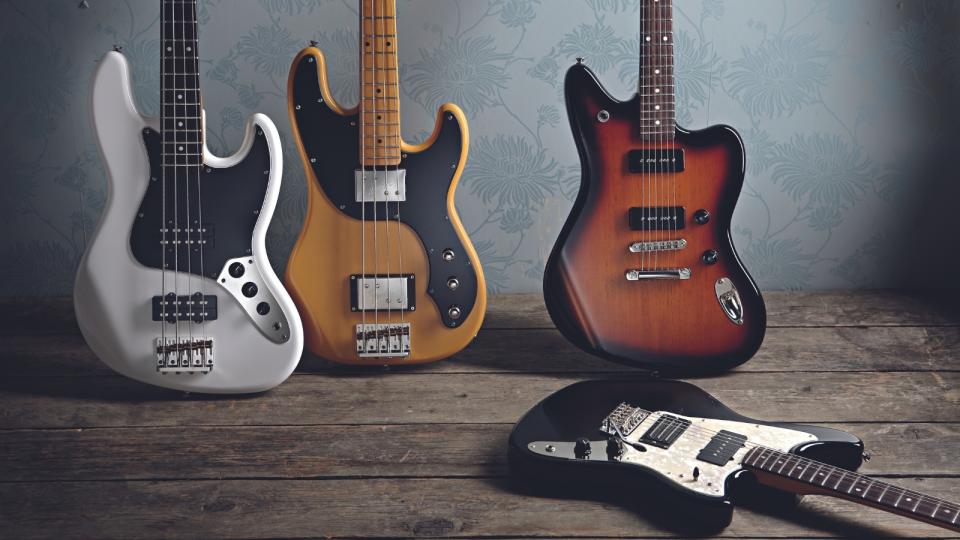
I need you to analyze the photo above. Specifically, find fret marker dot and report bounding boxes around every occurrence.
[663,36,669,41]
[655,88,661,93]
[166,46,172,52]
[178,122,184,127]
[655,69,661,74]
[645,36,651,42]
[855,488,861,492]
[655,105,661,110]
[178,146,184,152]
[906,498,912,502]
[655,120,661,126]
[186,46,192,52]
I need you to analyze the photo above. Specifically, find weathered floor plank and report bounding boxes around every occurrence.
[3,291,959,338]
[0,423,955,482]
[3,326,959,377]
[0,477,956,539]
[0,372,956,429]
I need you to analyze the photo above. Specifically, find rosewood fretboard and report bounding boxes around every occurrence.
[161,0,202,167]
[359,0,401,167]
[639,0,675,141]
[743,446,960,531]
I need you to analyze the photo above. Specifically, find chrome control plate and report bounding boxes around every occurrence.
[355,169,406,203]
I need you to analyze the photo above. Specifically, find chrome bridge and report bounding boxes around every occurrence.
[356,323,411,358]
[629,239,687,254]
[625,268,691,281]
[355,169,406,203]
[155,337,214,374]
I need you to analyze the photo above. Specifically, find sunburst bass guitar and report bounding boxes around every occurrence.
[75,0,303,393]
[286,0,486,365]
[544,0,765,373]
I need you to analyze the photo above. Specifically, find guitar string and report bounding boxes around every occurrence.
[160,0,168,360]
[605,407,960,514]
[378,0,392,342]
[359,0,368,355]
[653,0,661,273]
[370,0,381,353]
[665,0,676,272]
[191,0,209,356]
[181,0,195,358]
[639,0,648,274]
[394,0,405,330]
[172,0,182,360]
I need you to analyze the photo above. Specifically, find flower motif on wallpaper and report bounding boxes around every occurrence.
[404,35,510,113]
[727,34,828,118]
[257,0,324,16]
[741,127,777,177]
[0,241,75,296]
[771,134,871,210]
[742,237,813,291]
[237,24,300,80]
[537,105,561,128]
[527,51,560,87]
[499,0,538,28]
[472,239,512,293]
[0,34,78,135]
[585,0,637,14]
[557,22,623,74]
[499,208,535,234]
[467,135,557,209]
[312,28,360,105]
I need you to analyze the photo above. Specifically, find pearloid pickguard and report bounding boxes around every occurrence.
[619,412,817,498]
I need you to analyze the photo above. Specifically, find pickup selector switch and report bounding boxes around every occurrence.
[574,438,592,459]
[702,250,719,265]
[694,209,711,225]
[256,302,271,315]
[241,282,258,298]
[228,262,245,278]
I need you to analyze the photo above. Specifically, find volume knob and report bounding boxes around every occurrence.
[574,437,591,459]
[694,209,711,225]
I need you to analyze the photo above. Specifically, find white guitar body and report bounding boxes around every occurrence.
[74,51,303,393]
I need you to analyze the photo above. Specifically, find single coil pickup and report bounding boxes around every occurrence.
[696,430,748,466]
[625,268,691,281]
[158,223,215,248]
[628,207,685,231]
[627,148,684,173]
[152,293,218,323]
[350,274,416,312]
[356,323,411,358]
[640,414,691,449]
[629,239,687,253]
[355,169,406,203]
[155,337,214,374]
[601,403,650,437]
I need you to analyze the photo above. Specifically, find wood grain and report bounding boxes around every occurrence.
[1,477,956,539]
[0,423,955,483]
[0,372,956,429]
[4,326,958,376]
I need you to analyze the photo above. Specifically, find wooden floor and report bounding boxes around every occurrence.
[0,291,958,539]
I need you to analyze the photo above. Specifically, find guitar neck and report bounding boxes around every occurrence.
[742,446,960,532]
[639,0,675,141]
[160,0,202,164]
[359,0,401,167]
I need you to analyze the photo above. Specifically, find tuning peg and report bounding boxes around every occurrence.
[78,0,90,8]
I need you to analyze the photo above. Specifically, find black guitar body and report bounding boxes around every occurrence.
[508,380,864,533]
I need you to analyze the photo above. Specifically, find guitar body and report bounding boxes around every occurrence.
[74,51,303,393]
[285,48,486,365]
[544,63,765,373]
[508,380,864,532]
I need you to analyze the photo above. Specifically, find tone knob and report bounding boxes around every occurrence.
[256,302,271,315]
[448,306,462,320]
[694,209,711,225]
[228,262,245,278]
[702,250,719,265]
[446,277,460,291]
[606,437,623,460]
[241,282,258,298]
[574,437,591,459]
[441,249,456,262]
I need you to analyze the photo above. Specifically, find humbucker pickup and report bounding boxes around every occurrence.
[155,337,214,374]
[640,414,691,449]
[350,275,415,312]
[627,149,684,173]
[356,323,411,358]
[628,207,685,231]
[152,293,218,323]
[355,169,406,203]
[697,430,748,466]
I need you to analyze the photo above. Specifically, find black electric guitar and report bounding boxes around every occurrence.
[509,380,959,533]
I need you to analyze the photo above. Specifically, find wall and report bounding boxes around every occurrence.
[1,0,958,296]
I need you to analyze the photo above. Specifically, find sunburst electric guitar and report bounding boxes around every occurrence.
[286,0,486,365]
[544,0,765,373]
[74,0,303,393]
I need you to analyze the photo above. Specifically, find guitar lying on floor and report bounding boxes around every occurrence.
[509,380,959,533]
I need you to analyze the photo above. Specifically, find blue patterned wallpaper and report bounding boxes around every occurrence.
[1,0,958,296]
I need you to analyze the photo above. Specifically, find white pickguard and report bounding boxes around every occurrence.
[529,411,817,499]
[74,51,303,393]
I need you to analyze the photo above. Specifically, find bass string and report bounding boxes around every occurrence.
[608,409,960,512]
[180,0,194,350]
[370,0,380,345]
[190,0,208,347]
[359,0,368,354]
[639,0,648,274]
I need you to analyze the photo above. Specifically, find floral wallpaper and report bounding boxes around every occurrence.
[1,0,958,296]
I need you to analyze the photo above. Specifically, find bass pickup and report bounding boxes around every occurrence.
[350,274,416,312]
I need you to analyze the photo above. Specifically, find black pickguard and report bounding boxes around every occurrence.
[291,55,478,328]
[131,128,270,279]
